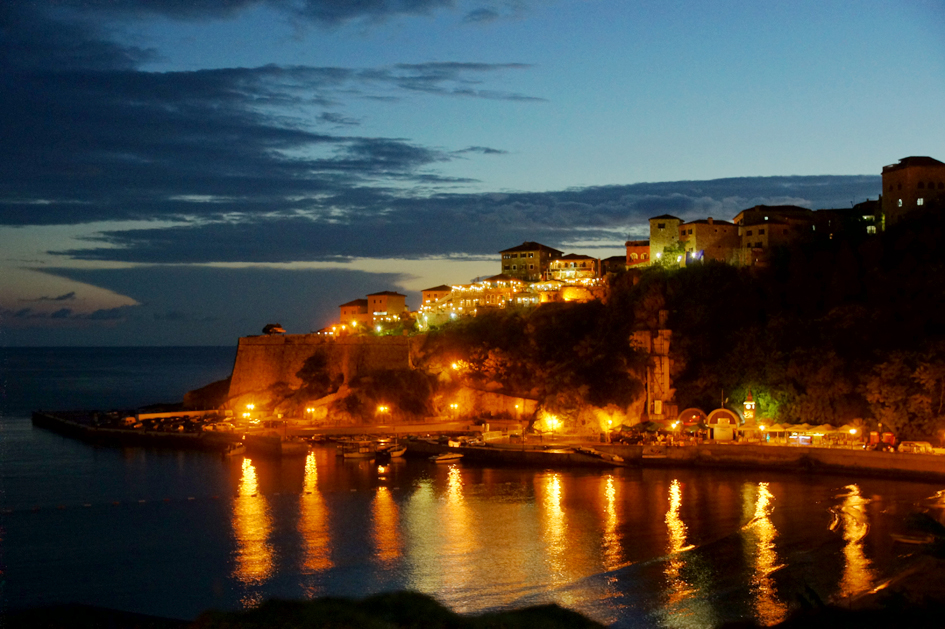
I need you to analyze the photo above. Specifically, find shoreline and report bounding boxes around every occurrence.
[30,410,945,482]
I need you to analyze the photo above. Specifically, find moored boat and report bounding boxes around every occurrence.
[430,452,463,463]
[343,441,376,459]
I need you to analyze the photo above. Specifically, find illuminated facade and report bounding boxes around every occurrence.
[648,215,681,263]
[625,240,650,266]
[548,254,599,280]
[500,242,564,281]
[420,285,452,309]
[881,156,945,228]
[677,217,739,264]
[339,298,370,328]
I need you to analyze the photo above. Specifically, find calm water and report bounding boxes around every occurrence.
[2,347,944,627]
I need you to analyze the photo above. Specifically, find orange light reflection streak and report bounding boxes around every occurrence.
[837,484,874,598]
[299,452,332,575]
[746,483,787,626]
[231,457,273,604]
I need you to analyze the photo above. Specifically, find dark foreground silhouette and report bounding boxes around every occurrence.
[8,584,945,628]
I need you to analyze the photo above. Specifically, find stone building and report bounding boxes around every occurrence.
[881,156,945,228]
[732,205,815,265]
[601,255,628,274]
[677,217,739,264]
[500,242,564,281]
[339,299,370,328]
[648,215,681,263]
[367,291,407,319]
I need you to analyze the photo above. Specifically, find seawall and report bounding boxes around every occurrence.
[597,443,945,481]
[227,334,415,403]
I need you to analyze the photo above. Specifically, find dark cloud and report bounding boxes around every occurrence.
[0,5,539,226]
[21,292,77,302]
[317,112,361,126]
[455,146,508,155]
[5,0,464,26]
[464,8,500,23]
[50,175,881,263]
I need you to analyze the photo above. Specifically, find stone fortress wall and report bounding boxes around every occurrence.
[227,334,414,402]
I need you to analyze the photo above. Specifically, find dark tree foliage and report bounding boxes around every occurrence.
[659,210,945,436]
[422,302,646,411]
[295,347,341,399]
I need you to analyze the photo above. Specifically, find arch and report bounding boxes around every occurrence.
[677,407,707,425]
[706,408,740,426]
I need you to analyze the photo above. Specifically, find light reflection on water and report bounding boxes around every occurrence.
[12,432,945,627]
[836,484,875,598]
[299,452,332,578]
[743,482,787,626]
[231,457,274,606]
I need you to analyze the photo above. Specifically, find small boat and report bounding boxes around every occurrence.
[222,442,246,457]
[430,452,463,463]
[343,441,376,459]
[890,533,937,545]
[576,446,625,463]
[387,445,407,458]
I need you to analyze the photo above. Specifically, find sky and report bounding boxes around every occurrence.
[1,0,943,346]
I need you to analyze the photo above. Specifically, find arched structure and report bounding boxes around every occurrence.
[706,408,740,441]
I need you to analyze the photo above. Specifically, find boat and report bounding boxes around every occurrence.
[575,446,624,463]
[343,441,376,459]
[222,442,246,457]
[244,434,310,457]
[430,452,463,463]
[387,445,407,458]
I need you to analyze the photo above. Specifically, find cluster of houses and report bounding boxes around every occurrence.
[319,156,945,336]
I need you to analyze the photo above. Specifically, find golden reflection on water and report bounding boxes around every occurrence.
[664,479,694,605]
[299,452,332,574]
[540,473,569,586]
[231,458,273,598]
[837,484,874,598]
[601,475,622,571]
[373,486,402,564]
[744,483,787,626]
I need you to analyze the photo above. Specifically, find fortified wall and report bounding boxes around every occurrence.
[227,334,416,403]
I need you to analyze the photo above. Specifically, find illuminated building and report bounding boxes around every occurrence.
[649,215,682,263]
[881,156,945,228]
[677,217,739,264]
[625,239,650,266]
[548,254,600,281]
[499,241,563,281]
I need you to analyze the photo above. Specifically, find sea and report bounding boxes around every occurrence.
[2,346,944,627]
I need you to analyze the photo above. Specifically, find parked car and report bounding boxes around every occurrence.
[899,441,935,454]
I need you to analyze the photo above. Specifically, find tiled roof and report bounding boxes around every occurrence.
[883,156,945,172]
[367,291,405,297]
[649,214,681,221]
[499,241,564,254]
[339,298,368,307]
[421,285,452,292]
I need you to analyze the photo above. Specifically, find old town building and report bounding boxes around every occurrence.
[500,242,564,280]
[881,156,945,228]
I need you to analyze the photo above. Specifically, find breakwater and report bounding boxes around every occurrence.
[31,411,240,451]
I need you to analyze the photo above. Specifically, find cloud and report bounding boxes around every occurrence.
[49,175,881,264]
[0,6,540,227]
[21,291,77,302]
[455,146,508,155]
[317,112,360,126]
[464,8,501,23]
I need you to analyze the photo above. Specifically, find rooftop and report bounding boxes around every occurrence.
[500,241,564,255]
[339,298,368,308]
[883,156,945,173]
[421,284,452,292]
[367,291,405,297]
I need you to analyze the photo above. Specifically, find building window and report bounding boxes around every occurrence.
[918,198,925,206]
[755,242,762,248]
[657,223,665,229]
[529,264,535,270]
[898,199,903,207]
[630,253,638,260]
[503,264,510,271]
[512,265,517,270]
[529,253,534,258]
[747,230,753,236]
[759,228,765,235]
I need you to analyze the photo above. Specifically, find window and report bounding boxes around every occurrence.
[755,242,762,248]
[630,253,638,260]
[503,264,510,270]
[529,253,534,258]
[918,198,925,206]
[747,230,753,236]
[529,264,535,270]
[657,223,665,229]
[898,199,903,207]
[759,229,765,235]
[512,265,517,270]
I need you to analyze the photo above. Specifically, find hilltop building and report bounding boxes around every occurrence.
[649,215,682,263]
[601,255,628,274]
[421,285,452,309]
[339,299,370,328]
[625,240,650,267]
[500,242,564,281]
[881,156,945,228]
[677,218,739,264]
[548,254,599,281]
